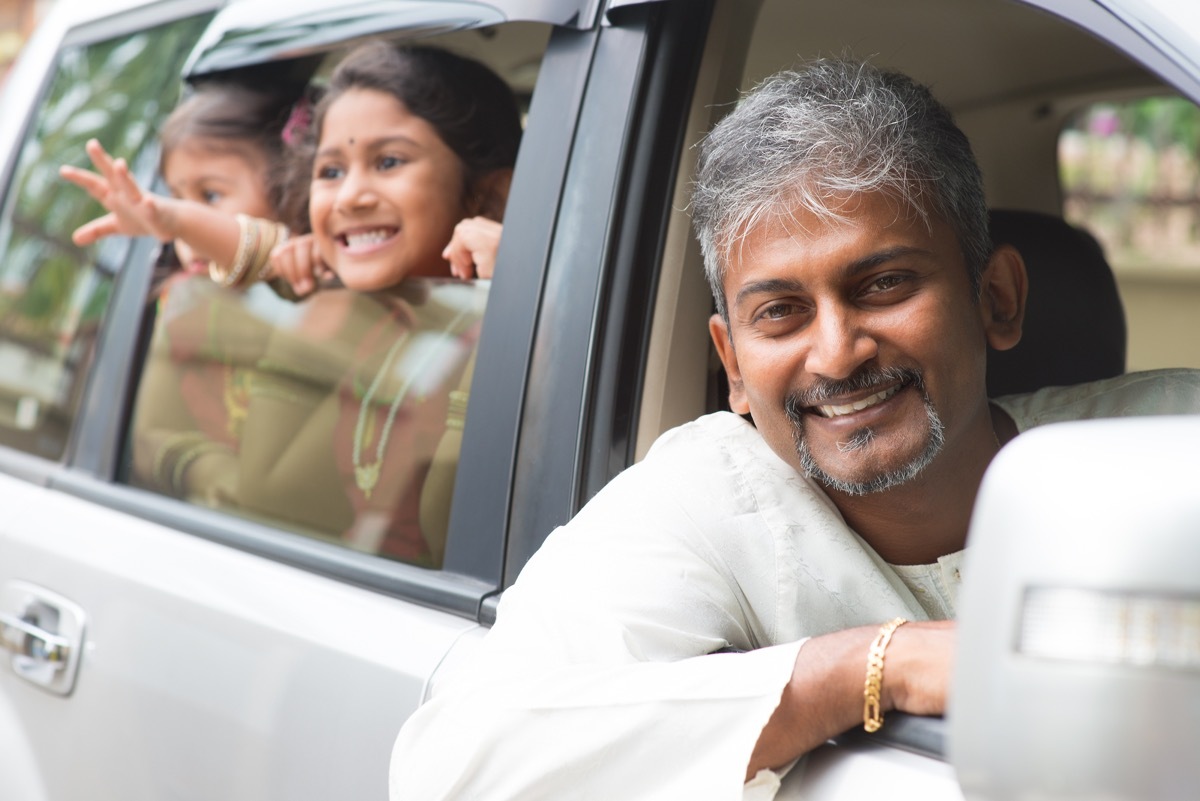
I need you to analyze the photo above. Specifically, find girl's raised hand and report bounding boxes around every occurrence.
[60,139,176,246]
[443,216,503,280]
[269,234,333,298]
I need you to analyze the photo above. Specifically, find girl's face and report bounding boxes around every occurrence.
[308,88,469,291]
[163,139,275,272]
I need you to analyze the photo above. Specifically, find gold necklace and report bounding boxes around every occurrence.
[223,364,252,439]
[351,304,472,500]
[352,331,410,500]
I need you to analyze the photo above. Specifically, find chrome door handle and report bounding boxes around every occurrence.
[0,611,71,666]
[0,581,86,696]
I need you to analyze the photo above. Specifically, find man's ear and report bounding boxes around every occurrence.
[709,313,751,415]
[469,168,514,221]
[979,244,1027,353]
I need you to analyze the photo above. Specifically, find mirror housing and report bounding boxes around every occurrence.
[952,416,1200,800]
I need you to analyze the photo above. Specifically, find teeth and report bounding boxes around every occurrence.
[816,384,901,418]
[343,229,392,249]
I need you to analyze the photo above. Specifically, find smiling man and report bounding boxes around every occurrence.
[390,60,1200,800]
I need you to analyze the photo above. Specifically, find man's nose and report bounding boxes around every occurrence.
[802,306,878,380]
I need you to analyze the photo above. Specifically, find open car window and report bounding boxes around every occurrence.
[1060,95,1200,372]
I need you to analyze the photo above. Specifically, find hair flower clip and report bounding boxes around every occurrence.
[282,97,313,146]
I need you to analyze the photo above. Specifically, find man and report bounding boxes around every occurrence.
[390,60,1200,800]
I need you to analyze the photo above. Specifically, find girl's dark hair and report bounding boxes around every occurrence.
[159,82,302,216]
[284,42,522,232]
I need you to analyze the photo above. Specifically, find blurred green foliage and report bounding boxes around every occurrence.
[0,12,211,457]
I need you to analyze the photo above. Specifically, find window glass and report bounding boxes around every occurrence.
[0,15,211,459]
[1060,96,1200,370]
[122,22,549,569]
[130,278,486,567]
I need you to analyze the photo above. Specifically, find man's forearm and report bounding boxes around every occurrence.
[748,621,955,779]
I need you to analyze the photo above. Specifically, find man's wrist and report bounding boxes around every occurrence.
[863,617,908,732]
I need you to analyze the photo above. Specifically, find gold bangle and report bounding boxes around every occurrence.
[210,213,261,289]
[252,222,289,283]
[863,617,908,733]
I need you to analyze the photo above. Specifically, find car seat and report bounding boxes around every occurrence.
[985,209,1127,397]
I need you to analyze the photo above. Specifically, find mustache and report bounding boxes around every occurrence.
[784,366,923,422]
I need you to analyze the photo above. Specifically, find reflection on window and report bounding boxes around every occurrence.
[0,15,211,459]
[127,277,487,569]
[1060,97,1200,275]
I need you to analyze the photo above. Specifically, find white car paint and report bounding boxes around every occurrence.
[0,469,478,799]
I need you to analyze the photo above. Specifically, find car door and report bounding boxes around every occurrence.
[0,0,612,798]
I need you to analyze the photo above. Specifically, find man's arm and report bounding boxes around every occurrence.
[390,416,948,800]
[747,621,955,780]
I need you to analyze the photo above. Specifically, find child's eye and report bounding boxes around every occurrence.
[314,164,344,181]
[202,190,222,205]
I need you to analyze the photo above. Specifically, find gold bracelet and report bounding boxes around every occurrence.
[252,222,289,283]
[209,213,261,288]
[863,617,908,733]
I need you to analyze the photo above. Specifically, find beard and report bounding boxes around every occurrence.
[784,366,946,496]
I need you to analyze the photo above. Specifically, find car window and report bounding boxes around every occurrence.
[1060,95,1200,371]
[0,13,211,461]
[119,22,550,570]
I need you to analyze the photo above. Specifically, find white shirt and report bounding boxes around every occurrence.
[390,369,1200,800]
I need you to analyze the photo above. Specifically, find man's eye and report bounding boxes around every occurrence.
[867,274,907,293]
[758,302,802,321]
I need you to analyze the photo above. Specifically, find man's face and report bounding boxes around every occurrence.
[711,192,995,496]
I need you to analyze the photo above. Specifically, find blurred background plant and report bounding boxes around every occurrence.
[1061,96,1200,275]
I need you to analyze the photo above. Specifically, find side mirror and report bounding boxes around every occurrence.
[951,416,1200,800]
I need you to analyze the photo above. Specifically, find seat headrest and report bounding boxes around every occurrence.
[986,209,1126,398]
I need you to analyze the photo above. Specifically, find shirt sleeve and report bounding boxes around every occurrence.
[389,425,807,800]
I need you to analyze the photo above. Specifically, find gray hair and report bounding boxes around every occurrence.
[692,59,991,319]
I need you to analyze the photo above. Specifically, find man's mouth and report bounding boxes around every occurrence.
[810,383,904,418]
[339,227,398,250]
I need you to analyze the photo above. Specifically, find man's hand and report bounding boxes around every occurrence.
[881,620,954,716]
[60,139,178,245]
[747,620,956,781]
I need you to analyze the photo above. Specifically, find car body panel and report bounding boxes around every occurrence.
[0,470,479,799]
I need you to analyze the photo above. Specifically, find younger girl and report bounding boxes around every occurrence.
[69,82,309,513]
[62,81,302,288]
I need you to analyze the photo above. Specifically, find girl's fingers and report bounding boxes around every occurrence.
[445,245,473,280]
[59,165,110,201]
[86,139,116,172]
[269,238,316,295]
[111,158,143,201]
[71,214,120,245]
[85,139,117,180]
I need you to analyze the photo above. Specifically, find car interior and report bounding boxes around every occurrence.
[636,0,1200,458]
